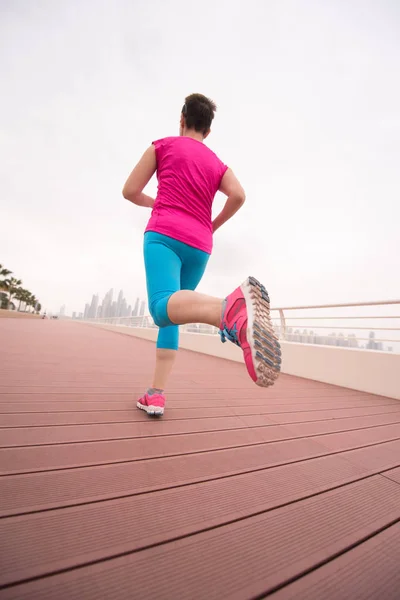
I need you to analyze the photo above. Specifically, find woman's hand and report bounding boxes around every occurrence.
[130,193,155,208]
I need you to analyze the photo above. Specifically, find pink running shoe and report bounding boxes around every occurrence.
[137,392,165,416]
[219,276,281,387]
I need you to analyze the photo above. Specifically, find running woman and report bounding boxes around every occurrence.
[123,93,281,415]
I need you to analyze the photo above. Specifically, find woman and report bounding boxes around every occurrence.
[123,93,281,415]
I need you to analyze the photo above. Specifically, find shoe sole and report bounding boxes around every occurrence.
[241,276,281,387]
[137,401,164,416]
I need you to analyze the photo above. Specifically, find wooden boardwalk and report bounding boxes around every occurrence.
[1,319,400,599]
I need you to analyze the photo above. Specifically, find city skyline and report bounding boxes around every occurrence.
[67,288,147,320]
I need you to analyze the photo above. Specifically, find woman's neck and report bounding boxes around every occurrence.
[182,128,204,142]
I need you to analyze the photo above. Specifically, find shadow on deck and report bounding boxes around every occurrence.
[0,319,400,599]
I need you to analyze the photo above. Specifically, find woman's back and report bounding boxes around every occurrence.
[145,136,227,254]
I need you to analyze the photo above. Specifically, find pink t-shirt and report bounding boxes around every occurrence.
[145,136,228,254]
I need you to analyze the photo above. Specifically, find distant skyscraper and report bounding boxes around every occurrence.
[139,300,145,317]
[101,288,113,318]
[108,289,114,317]
[116,290,124,317]
[84,303,90,319]
[133,298,139,317]
[88,294,99,319]
[96,305,102,318]
[78,312,83,319]
[60,305,66,317]
[72,312,77,319]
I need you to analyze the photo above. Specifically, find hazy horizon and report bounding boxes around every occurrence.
[1,0,399,314]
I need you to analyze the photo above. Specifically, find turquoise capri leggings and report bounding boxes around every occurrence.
[143,232,210,350]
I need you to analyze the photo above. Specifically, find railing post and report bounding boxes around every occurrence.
[279,309,287,340]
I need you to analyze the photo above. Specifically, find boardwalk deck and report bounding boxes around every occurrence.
[1,319,399,599]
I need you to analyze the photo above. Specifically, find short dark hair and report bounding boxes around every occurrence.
[182,93,217,134]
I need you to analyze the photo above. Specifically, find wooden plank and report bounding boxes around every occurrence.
[1,404,399,428]
[1,477,399,598]
[2,412,400,448]
[1,440,399,517]
[2,421,399,476]
[270,522,400,599]
[382,466,400,485]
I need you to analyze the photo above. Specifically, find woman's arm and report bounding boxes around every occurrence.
[122,145,157,208]
[212,168,246,233]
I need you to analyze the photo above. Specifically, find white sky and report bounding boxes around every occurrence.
[1,0,399,314]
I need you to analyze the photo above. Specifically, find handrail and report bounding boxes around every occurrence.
[271,300,400,311]
[272,316,400,320]
[271,326,400,330]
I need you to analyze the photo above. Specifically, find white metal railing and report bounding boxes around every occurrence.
[270,300,400,353]
[80,299,400,353]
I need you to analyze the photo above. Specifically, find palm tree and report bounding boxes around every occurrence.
[0,265,12,297]
[22,290,33,312]
[1,279,10,294]
[14,288,27,311]
[0,292,8,309]
[27,295,38,313]
[23,290,33,311]
[6,277,23,308]
[36,302,42,314]
[0,264,13,279]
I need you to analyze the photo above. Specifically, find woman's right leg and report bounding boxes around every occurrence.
[166,281,281,388]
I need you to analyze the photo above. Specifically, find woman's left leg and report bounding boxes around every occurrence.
[138,234,181,414]
[139,233,209,415]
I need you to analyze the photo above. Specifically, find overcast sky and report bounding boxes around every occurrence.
[1,0,399,314]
